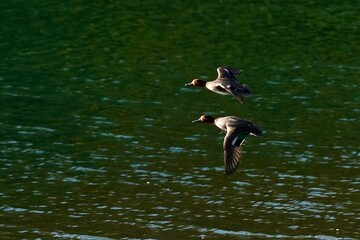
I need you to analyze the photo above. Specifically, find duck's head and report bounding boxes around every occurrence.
[185,79,206,87]
[192,115,215,124]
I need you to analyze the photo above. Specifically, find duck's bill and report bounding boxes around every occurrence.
[192,119,202,123]
[184,82,194,86]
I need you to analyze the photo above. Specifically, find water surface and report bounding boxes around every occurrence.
[0,1,359,239]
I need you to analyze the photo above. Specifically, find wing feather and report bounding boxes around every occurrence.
[223,128,246,175]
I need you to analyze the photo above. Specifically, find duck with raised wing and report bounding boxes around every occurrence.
[185,66,252,103]
[192,115,262,175]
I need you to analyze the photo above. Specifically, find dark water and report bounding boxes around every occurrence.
[0,1,359,239]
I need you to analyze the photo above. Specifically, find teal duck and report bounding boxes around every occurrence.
[192,115,262,175]
[185,66,251,103]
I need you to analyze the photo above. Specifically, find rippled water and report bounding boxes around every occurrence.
[0,1,359,239]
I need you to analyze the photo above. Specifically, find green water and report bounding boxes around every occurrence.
[0,1,359,239]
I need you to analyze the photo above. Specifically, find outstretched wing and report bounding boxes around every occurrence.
[216,66,252,103]
[224,67,242,81]
[217,66,241,81]
[220,84,252,103]
[223,128,249,175]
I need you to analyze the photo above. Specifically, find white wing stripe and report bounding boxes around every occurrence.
[231,137,238,146]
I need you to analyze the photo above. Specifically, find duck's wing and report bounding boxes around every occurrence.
[219,83,252,103]
[216,67,231,79]
[223,128,249,175]
[216,66,241,79]
[224,67,242,81]
[229,119,263,137]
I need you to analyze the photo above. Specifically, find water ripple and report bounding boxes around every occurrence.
[196,227,356,239]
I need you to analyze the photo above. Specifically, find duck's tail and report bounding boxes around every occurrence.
[241,84,252,97]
